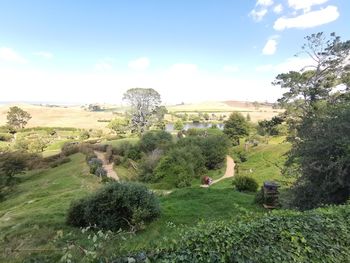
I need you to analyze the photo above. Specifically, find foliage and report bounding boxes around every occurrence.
[49,157,71,168]
[0,151,27,178]
[0,133,13,142]
[273,32,350,210]
[6,106,32,130]
[108,118,130,135]
[258,116,285,136]
[224,112,250,145]
[147,205,350,263]
[232,175,259,192]
[178,135,230,170]
[79,130,90,140]
[287,97,350,210]
[61,142,80,156]
[139,130,173,153]
[154,145,205,187]
[88,158,103,174]
[66,182,160,231]
[173,120,184,130]
[138,149,163,182]
[123,88,162,134]
[113,141,141,161]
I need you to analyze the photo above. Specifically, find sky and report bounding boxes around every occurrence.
[0,0,349,105]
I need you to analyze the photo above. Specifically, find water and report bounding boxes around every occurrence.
[165,122,224,132]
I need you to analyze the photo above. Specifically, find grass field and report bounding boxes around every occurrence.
[0,151,265,261]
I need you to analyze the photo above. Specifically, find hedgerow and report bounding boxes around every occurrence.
[120,205,350,263]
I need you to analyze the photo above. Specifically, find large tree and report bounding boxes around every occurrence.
[6,106,31,130]
[223,112,249,145]
[123,88,161,134]
[274,32,350,209]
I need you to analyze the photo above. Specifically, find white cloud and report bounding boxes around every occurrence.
[288,0,329,12]
[273,4,283,14]
[273,5,339,31]
[0,47,27,64]
[128,57,150,70]
[249,8,268,22]
[256,56,316,72]
[262,39,278,55]
[257,0,274,6]
[33,51,53,59]
[223,65,239,73]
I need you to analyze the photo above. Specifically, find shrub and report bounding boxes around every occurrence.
[146,205,350,262]
[0,133,13,142]
[61,142,80,156]
[113,155,123,165]
[94,167,107,177]
[232,175,258,192]
[88,158,103,174]
[139,130,173,153]
[138,149,163,182]
[49,157,71,168]
[66,182,160,231]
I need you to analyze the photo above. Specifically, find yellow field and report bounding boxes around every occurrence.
[0,104,115,130]
[168,101,282,122]
[0,101,281,130]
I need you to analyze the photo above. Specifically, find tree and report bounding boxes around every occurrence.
[223,112,250,145]
[273,32,350,209]
[123,88,161,134]
[174,120,184,130]
[108,118,129,135]
[257,116,284,136]
[0,151,27,178]
[6,106,31,130]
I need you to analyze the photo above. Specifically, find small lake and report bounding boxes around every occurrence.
[165,122,224,132]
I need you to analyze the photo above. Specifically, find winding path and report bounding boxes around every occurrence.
[94,151,119,181]
[200,155,235,187]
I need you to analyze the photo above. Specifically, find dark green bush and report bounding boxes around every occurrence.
[94,167,107,177]
[88,158,103,174]
[113,155,123,165]
[139,130,173,153]
[66,182,160,231]
[232,175,258,192]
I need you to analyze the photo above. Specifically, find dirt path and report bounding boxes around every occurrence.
[94,151,119,181]
[201,155,235,187]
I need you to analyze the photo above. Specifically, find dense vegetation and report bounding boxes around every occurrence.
[67,182,160,231]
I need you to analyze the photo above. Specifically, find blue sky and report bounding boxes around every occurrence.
[0,0,349,104]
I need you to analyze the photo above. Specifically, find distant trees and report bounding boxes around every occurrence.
[6,106,31,130]
[223,112,250,145]
[123,88,161,134]
[108,118,129,135]
[174,120,184,130]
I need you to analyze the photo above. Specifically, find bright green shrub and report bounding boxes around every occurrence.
[66,182,160,231]
[145,205,350,262]
[232,175,259,192]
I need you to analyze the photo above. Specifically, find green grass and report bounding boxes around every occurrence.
[0,154,101,262]
[232,138,292,188]
[118,187,263,251]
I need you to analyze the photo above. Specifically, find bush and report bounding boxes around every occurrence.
[113,142,141,160]
[49,157,71,168]
[0,133,13,142]
[94,167,107,177]
[139,130,173,153]
[146,205,350,262]
[66,182,160,231]
[88,158,103,174]
[138,149,163,182]
[232,175,258,192]
[61,142,80,156]
[113,155,123,165]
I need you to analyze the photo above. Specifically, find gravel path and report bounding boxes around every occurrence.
[201,155,235,187]
[94,151,119,181]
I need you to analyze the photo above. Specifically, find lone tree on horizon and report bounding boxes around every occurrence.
[123,88,161,134]
[6,106,31,130]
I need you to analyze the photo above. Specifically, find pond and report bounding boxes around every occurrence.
[165,122,224,132]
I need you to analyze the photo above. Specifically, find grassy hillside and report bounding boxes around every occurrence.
[0,150,263,262]
[0,154,101,262]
